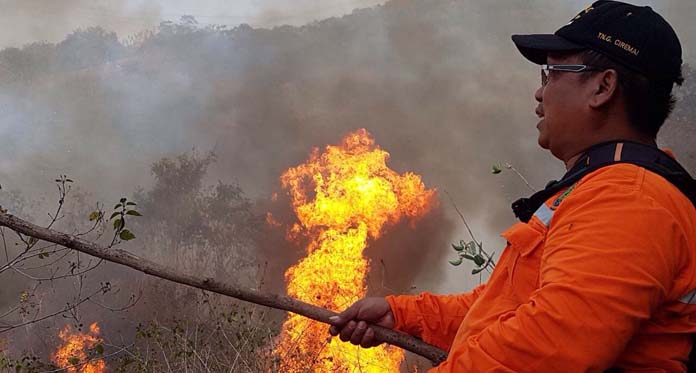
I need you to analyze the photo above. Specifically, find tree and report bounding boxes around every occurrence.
[56,27,125,71]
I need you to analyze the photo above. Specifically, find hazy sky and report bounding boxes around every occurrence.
[0,0,387,49]
[1,1,694,59]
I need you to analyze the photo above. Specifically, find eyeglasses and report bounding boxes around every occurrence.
[540,64,603,86]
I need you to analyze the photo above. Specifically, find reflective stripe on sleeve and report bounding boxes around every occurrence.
[679,289,696,304]
[533,204,555,227]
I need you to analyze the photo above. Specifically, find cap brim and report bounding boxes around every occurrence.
[511,34,586,65]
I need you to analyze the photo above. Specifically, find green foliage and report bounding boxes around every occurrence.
[88,210,102,221]
[450,239,495,275]
[119,229,135,241]
[108,196,142,243]
[113,218,123,231]
[453,160,538,275]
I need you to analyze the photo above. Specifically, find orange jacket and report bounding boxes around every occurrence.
[387,163,696,372]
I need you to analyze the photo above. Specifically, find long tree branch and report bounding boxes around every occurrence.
[0,212,448,365]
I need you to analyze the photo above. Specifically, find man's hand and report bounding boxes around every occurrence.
[328,297,395,348]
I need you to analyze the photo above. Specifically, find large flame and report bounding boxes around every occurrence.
[52,323,106,373]
[274,129,434,372]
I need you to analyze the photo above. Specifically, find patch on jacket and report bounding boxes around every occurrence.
[551,183,577,210]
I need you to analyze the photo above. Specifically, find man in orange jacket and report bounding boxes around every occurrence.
[329,1,696,371]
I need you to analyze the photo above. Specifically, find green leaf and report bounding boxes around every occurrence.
[95,343,104,354]
[449,257,463,266]
[120,197,127,203]
[113,218,123,231]
[126,210,142,217]
[473,254,486,266]
[89,211,100,221]
[109,211,121,220]
[114,203,122,209]
[66,179,73,183]
[67,357,79,365]
[119,229,135,241]
[465,241,478,255]
[451,243,465,252]
[462,253,475,261]
[491,164,502,174]
[126,202,137,206]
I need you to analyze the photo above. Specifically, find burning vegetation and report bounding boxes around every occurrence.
[274,129,434,371]
[52,323,105,373]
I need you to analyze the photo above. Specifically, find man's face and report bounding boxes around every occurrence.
[534,52,595,162]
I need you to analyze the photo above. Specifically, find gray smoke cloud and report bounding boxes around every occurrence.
[1,0,695,364]
[0,0,388,49]
[0,0,158,49]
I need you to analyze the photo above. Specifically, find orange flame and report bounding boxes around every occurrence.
[266,212,282,227]
[274,129,434,372]
[52,323,105,373]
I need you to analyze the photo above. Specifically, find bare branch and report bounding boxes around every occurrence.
[504,162,536,192]
[0,285,106,334]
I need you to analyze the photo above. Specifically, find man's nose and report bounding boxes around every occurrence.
[534,84,544,102]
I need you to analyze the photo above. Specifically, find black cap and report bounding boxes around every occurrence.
[512,1,682,83]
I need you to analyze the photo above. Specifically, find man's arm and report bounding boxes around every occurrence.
[431,179,681,371]
[328,284,486,351]
[386,285,486,350]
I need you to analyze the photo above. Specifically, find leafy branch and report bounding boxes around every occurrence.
[0,175,141,344]
[104,197,142,245]
[445,191,496,275]
[448,162,535,275]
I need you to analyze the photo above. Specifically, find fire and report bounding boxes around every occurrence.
[52,322,106,373]
[266,212,282,227]
[274,129,434,372]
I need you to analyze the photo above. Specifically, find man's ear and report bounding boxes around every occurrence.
[588,69,620,109]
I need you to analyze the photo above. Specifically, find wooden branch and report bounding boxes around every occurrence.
[0,212,448,365]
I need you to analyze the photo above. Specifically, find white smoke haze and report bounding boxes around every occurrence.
[0,0,695,369]
[0,0,388,49]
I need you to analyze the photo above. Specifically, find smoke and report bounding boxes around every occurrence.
[1,0,696,364]
[0,0,389,50]
[0,0,158,49]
